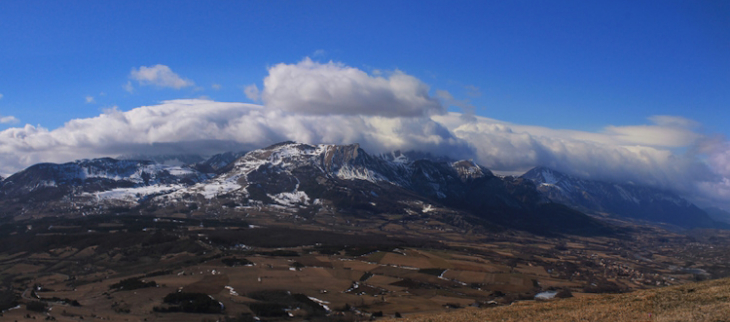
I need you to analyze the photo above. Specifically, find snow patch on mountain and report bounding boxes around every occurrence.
[87,184,186,202]
[540,169,559,185]
[335,165,385,182]
[614,184,640,204]
[451,160,488,181]
[269,191,310,207]
[200,180,244,199]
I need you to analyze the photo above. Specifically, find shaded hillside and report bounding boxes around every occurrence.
[522,167,722,229]
[706,207,730,225]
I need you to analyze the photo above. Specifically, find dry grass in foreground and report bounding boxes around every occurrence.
[384,277,730,322]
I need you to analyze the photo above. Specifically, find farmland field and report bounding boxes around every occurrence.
[2,212,730,321]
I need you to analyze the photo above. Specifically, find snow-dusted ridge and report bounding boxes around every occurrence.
[161,142,407,206]
[7,141,712,232]
[0,157,213,208]
[0,141,486,210]
[521,166,718,229]
[6,141,693,234]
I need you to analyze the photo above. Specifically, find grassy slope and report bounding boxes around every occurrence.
[385,277,730,322]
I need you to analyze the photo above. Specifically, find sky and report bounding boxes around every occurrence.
[0,1,729,209]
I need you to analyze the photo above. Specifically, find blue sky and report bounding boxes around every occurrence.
[1,0,728,132]
[1,1,730,208]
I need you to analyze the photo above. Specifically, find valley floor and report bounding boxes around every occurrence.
[2,212,730,321]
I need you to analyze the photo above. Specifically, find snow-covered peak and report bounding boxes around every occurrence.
[521,166,569,185]
[236,142,331,169]
[450,160,491,181]
[227,142,393,183]
[540,169,558,185]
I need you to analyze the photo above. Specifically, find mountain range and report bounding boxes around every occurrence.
[0,141,724,233]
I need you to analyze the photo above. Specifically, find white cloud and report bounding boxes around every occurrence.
[436,90,476,120]
[124,81,134,93]
[0,99,468,176]
[435,90,454,101]
[129,64,194,89]
[0,93,4,100]
[694,137,730,209]
[649,115,700,128]
[465,85,481,98]
[211,84,222,90]
[261,58,444,117]
[432,113,728,206]
[601,115,703,148]
[0,115,19,124]
[85,96,95,104]
[698,137,730,178]
[243,84,260,101]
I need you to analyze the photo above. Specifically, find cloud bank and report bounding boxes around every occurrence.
[1,58,729,210]
[0,99,469,175]
[434,114,715,189]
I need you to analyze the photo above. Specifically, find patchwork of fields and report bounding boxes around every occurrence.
[2,210,730,321]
